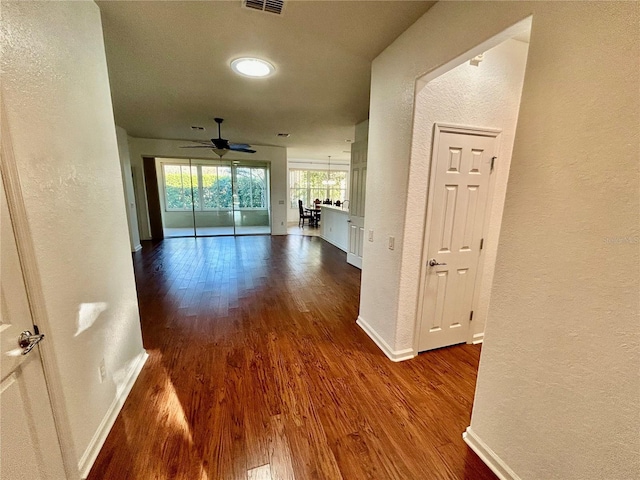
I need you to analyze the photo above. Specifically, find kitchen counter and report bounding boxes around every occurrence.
[320,205,349,252]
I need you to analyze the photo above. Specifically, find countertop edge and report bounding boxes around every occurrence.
[319,205,349,213]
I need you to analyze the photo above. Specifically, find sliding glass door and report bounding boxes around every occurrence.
[233,165,270,235]
[161,163,197,237]
[195,164,234,236]
[159,158,271,237]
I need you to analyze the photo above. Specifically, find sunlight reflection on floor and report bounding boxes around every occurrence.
[119,354,209,480]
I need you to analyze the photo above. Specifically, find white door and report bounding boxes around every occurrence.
[418,124,499,352]
[347,140,367,269]
[0,176,67,479]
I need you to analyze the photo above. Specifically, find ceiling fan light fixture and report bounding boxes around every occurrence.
[213,148,228,158]
[231,57,275,78]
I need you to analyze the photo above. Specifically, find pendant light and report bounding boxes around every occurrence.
[322,155,337,186]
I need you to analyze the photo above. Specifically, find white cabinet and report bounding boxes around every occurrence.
[320,205,349,252]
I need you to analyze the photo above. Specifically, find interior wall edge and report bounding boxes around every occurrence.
[463,427,521,480]
[356,316,416,362]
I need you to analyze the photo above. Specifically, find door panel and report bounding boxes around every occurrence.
[195,163,234,236]
[0,177,66,479]
[232,164,271,236]
[418,126,498,352]
[347,141,367,269]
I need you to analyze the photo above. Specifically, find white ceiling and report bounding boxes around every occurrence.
[97,1,435,161]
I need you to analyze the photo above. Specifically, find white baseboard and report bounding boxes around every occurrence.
[320,235,347,253]
[133,244,142,252]
[472,332,484,344]
[79,351,148,479]
[356,316,415,362]
[463,426,520,480]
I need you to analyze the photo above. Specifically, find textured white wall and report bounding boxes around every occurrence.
[115,126,141,251]
[361,1,535,351]
[127,137,288,238]
[470,4,639,479]
[402,39,529,347]
[1,0,146,469]
[363,1,639,478]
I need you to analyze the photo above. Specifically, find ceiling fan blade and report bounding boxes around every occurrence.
[229,143,251,149]
[179,145,215,149]
[229,146,256,153]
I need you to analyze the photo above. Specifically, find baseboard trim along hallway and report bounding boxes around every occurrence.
[356,316,416,362]
[79,352,149,478]
[463,427,520,480]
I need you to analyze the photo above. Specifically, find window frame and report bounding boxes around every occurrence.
[161,161,270,212]
[289,168,348,209]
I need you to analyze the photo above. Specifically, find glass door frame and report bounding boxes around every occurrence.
[156,156,272,237]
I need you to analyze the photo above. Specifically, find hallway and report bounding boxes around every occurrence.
[87,236,495,479]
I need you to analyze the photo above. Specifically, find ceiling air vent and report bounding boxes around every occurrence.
[244,0,284,15]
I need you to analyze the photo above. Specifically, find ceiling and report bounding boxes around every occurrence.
[97,1,435,161]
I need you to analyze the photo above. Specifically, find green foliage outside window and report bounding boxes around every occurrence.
[164,165,199,210]
[201,166,232,209]
[163,164,267,211]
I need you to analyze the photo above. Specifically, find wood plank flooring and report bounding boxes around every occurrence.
[87,235,496,480]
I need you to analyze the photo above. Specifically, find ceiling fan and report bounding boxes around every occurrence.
[180,118,256,158]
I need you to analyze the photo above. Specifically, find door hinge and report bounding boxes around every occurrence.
[480,238,484,250]
[469,311,474,322]
[490,156,496,173]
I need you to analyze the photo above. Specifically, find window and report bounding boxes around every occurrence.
[163,165,199,210]
[235,167,267,208]
[162,163,268,211]
[201,165,232,209]
[289,169,348,208]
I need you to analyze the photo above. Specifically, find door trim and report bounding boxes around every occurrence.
[1,104,79,478]
[143,156,165,240]
[413,123,502,354]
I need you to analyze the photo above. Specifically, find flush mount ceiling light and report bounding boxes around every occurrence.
[230,57,275,78]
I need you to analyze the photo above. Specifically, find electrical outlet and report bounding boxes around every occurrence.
[368,229,374,242]
[99,359,106,383]
[388,236,395,250]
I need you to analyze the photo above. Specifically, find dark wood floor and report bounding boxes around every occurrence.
[87,235,496,480]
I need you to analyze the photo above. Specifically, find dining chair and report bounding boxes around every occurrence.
[298,200,314,227]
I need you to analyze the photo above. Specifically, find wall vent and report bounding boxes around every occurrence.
[244,0,284,15]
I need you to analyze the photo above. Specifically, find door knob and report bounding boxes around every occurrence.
[18,330,45,355]
[428,259,447,267]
